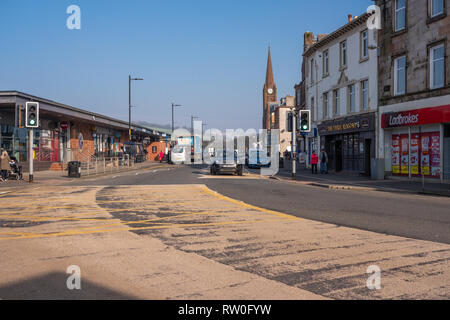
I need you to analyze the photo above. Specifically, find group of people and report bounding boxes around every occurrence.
[310,149,328,175]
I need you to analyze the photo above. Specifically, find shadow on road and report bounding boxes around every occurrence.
[0,272,137,300]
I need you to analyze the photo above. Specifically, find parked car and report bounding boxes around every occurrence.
[210,150,243,176]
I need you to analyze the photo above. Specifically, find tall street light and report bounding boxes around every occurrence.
[129,75,144,141]
[171,103,182,134]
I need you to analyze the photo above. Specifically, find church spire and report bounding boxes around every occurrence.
[265,46,274,87]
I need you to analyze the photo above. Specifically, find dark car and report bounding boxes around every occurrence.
[210,150,243,176]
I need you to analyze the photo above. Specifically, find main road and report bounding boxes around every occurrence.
[73,164,450,244]
[1,164,449,299]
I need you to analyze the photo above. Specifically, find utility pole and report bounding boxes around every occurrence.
[129,75,144,141]
[292,109,297,180]
[171,103,182,134]
[29,128,34,183]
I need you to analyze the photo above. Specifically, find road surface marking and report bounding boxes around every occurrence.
[200,185,300,221]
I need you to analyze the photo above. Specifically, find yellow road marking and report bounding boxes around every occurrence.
[0,218,289,241]
[199,185,301,221]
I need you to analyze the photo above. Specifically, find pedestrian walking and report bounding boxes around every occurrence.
[1,149,11,182]
[320,148,328,174]
[159,150,164,163]
[311,150,319,174]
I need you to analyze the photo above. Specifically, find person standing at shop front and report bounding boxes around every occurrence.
[1,149,11,182]
[320,148,328,174]
[311,150,319,174]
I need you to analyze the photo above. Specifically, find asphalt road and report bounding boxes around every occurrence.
[71,164,450,244]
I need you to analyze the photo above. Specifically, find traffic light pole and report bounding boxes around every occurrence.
[29,128,34,183]
[292,111,297,180]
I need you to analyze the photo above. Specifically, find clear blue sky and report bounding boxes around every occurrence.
[0,0,371,130]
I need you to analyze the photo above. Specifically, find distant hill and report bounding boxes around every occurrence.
[136,121,190,131]
[136,121,172,130]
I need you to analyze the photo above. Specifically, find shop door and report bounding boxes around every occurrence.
[444,125,450,180]
[364,139,372,176]
[335,140,343,172]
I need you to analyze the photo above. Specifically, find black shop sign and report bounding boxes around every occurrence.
[318,113,375,136]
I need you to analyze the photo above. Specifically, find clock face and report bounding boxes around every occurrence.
[268,88,273,94]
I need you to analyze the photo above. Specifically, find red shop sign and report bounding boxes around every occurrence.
[382,104,450,128]
[60,122,69,130]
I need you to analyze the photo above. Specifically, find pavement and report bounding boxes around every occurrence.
[277,161,450,197]
[0,164,449,300]
[0,161,170,190]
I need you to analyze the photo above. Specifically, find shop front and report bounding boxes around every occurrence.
[318,113,376,175]
[381,104,450,181]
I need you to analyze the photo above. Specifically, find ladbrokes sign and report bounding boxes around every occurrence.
[381,105,450,129]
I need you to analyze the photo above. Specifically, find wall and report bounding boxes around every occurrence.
[376,0,450,107]
[147,141,168,161]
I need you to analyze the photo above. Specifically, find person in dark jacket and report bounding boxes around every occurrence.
[320,148,328,174]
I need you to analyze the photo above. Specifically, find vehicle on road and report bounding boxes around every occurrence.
[246,149,271,169]
[170,146,189,164]
[210,150,243,176]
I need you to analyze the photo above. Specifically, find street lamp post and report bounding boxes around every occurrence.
[171,103,182,134]
[129,75,144,141]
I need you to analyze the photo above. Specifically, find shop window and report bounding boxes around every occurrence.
[347,84,355,113]
[361,80,369,110]
[323,50,329,76]
[395,0,406,32]
[394,56,406,95]
[340,41,347,69]
[323,92,330,119]
[430,0,444,17]
[391,132,441,178]
[360,30,369,60]
[430,44,445,89]
[333,90,340,116]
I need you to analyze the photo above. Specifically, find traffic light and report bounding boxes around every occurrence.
[25,102,39,128]
[287,112,293,132]
[299,110,311,133]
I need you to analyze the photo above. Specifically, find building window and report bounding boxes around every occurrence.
[394,56,406,95]
[395,0,406,32]
[361,30,369,60]
[323,92,330,119]
[310,59,315,84]
[311,97,315,122]
[152,146,157,153]
[333,89,339,116]
[340,41,347,68]
[361,80,369,110]
[431,0,444,17]
[348,85,355,113]
[430,44,445,89]
[323,50,329,76]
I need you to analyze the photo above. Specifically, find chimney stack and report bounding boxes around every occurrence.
[348,14,353,23]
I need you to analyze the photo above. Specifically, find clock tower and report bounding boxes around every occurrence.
[263,47,277,130]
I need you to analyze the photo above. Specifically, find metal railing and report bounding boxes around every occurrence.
[79,154,134,176]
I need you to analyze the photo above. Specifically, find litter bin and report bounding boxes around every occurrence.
[68,161,82,178]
